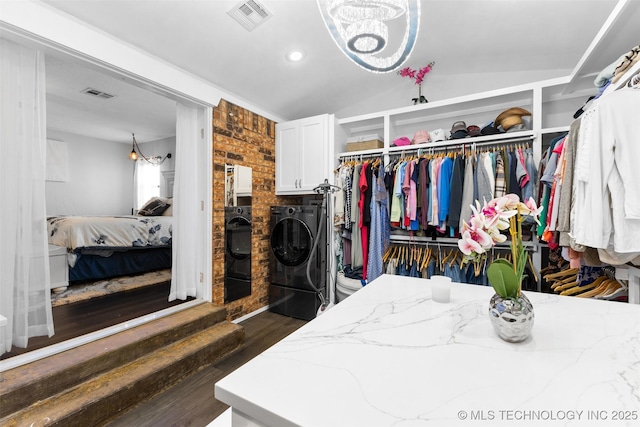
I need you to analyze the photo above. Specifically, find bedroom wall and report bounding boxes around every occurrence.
[45,130,134,216]
[212,100,301,320]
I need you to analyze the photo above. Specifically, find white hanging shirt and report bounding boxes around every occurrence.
[572,86,640,258]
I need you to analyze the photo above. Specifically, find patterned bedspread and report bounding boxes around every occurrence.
[47,215,172,251]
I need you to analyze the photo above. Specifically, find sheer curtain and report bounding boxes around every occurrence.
[0,39,54,354]
[133,160,160,210]
[170,103,200,301]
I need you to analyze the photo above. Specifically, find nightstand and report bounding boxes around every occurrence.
[49,244,69,293]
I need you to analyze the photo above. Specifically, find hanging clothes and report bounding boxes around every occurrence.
[367,163,389,282]
[447,155,465,232]
[350,163,363,269]
[571,84,640,263]
[418,158,430,230]
[459,155,475,230]
[359,162,372,280]
[437,156,453,231]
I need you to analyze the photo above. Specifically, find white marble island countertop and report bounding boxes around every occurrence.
[215,275,640,426]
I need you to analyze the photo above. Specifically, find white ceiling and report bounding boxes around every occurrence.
[35,0,624,143]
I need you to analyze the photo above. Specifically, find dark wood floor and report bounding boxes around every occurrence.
[2,281,308,426]
[105,310,308,427]
[1,281,190,359]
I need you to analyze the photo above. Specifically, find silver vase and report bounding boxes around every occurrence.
[488,292,534,343]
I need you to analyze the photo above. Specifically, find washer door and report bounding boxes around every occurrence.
[226,215,252,261]
[270,217,312,267]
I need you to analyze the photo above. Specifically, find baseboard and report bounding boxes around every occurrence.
[232,305,269,324]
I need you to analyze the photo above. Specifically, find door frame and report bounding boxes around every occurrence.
[0,6,214,370]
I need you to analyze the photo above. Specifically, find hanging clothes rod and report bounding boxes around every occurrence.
[389,234,538,251]
[388,134,535,156]
[338,152,384,161]
[338,133,535,160]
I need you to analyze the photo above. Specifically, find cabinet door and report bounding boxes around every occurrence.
[298,116,328,192]
[275,122,300,193]
[234,165,252,197]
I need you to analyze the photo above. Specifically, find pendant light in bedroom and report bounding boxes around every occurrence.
[128,133,171,165]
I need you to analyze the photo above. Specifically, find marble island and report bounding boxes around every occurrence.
[215,275,640,426]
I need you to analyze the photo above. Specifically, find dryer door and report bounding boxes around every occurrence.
[270,217,312,267]
[225,215,251,279]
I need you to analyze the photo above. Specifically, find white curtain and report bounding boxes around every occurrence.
[170,103,200,301]
[133,160,160,210]
[0,39,54,354]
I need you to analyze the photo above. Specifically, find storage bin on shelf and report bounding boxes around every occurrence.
[346,134,383,152]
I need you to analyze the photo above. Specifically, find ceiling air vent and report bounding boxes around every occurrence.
[227,0,272,32]
[81,87,115,99]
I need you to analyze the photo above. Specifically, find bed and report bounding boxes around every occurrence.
[47,214,173,282]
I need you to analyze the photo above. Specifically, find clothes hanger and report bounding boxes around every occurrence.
[575,276,610,298]
[421,247,432,271]
[440,249,454,271]
[552,275,579,292]
[551,273,579,291]
[560,280,599,296]
[600,280,628,300]
[597,279,622,298]
[449,250,461,268]
[544,267,579,280]
[527,253,539,283]
[382,245,395,263]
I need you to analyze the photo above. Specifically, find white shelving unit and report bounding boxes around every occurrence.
[326,0,639,293]
[335,76,594,171]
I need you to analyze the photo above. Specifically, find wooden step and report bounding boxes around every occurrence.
[0,302,233,419]
[2,321,244,427]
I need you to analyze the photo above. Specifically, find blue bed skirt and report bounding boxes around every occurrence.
[69,247,172,282]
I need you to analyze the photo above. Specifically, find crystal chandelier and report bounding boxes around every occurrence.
[317,0,420,73]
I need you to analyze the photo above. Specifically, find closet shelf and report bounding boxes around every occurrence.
[388,234,538,251]
[541,126,570,135]
[388,131,535,154]
[338,84,536,127]
[338,130,536,159]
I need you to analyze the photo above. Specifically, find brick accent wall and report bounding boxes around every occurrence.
[212,100,300,320]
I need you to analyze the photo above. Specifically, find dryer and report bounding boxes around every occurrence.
[224,206,252,303]
[269,205,326,320]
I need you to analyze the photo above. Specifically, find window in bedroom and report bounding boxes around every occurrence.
[134,160,160,210]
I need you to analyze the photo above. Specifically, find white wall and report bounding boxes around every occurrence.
[45,130,134,216]
[334,69,572,119]
[45,132,178,216]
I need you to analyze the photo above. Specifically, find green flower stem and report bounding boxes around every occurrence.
[509,216,517,274]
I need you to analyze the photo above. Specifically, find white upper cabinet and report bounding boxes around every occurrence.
[234,165,252,197]
[275,114,332,195]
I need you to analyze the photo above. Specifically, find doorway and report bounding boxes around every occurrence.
[0,28,213,369]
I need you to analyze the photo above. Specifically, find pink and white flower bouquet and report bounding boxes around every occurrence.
[458,194,542,298]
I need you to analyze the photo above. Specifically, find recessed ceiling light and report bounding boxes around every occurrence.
[286,50,305,62]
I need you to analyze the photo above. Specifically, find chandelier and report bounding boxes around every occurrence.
[128,133,171,165]
[316,0,420,73]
